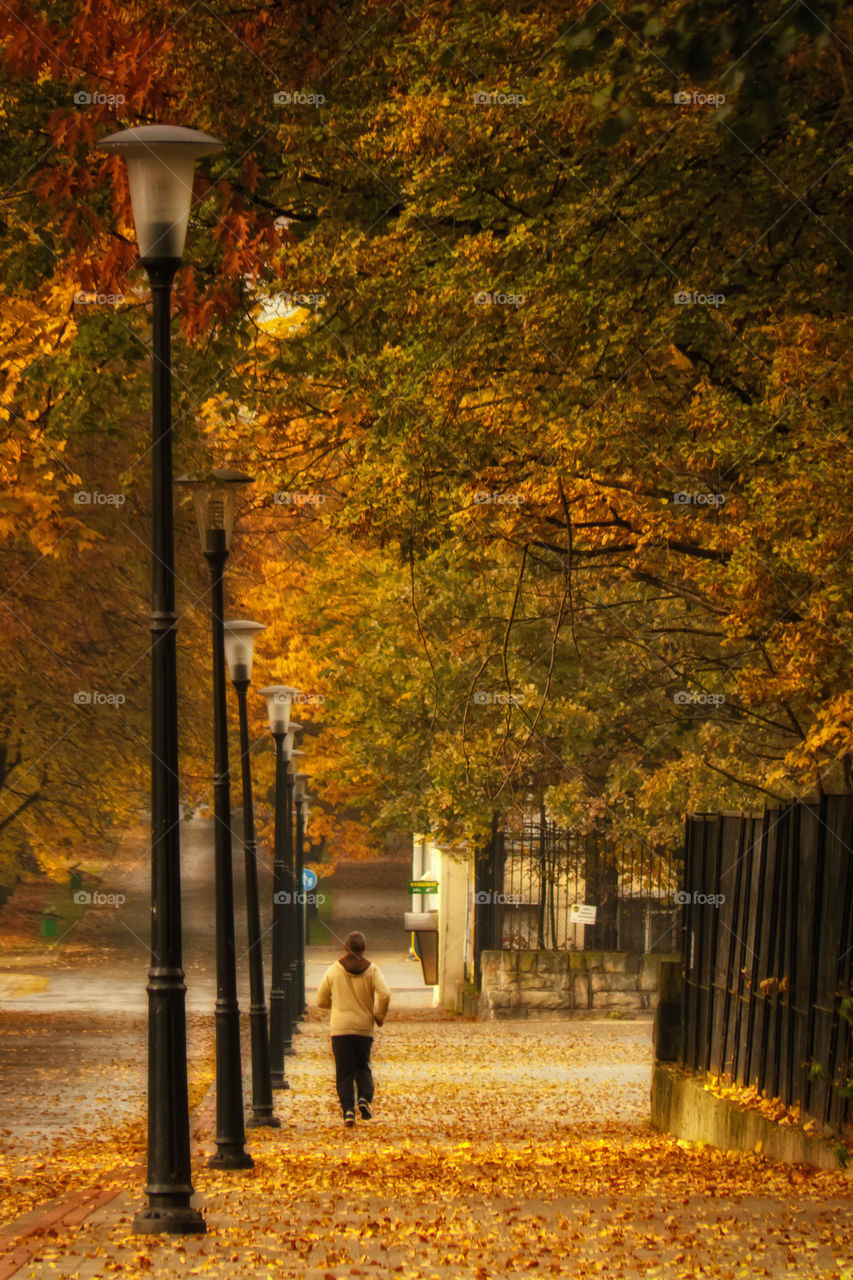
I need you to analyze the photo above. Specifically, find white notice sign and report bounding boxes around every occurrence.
[570,903,597,925]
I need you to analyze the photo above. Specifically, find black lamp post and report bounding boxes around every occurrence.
[96,124,222,1237]
[300,796,313,1014]
[273,724,292,1078]
[287,755,306,1031]
[224,620,279,1129]
[259,687,300,1087]
[179,470,253,1171]
[293,772,309,1021]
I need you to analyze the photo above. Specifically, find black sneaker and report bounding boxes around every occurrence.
[344,1111,355,1127]
[357,1099,372,1120]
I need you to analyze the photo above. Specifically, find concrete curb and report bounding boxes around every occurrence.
[651,1061,850,1173]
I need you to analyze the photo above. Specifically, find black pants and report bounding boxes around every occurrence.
[331,1035,374,1114]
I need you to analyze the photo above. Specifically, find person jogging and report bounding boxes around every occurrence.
[316,930,391,1126]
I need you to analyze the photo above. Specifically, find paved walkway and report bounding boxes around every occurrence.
[2,821,853,1277]
[2,1018,853,1278]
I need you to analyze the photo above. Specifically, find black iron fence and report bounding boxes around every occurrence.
[473,813,681,978]
[682,797,853,1137]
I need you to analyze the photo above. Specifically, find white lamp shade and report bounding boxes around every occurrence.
[193,484,236,550]
[175,469,251,553]
[224,620,266,683]
[284,725,303,756]
[302,803,311,833]
[97,125,222,260]
[293,772,308,800]
[259,686,300,734]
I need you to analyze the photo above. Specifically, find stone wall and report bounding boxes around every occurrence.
[651,1062,847,1171]
[479,949,679,1019]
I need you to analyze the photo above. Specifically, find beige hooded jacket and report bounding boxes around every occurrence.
[316,953,391,1037]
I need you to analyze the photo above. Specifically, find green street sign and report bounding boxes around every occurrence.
[409,880,438,895]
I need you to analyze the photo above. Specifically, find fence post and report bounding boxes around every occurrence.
[784,802,802,1111]
[803,796,827,1116]
[731,815,757,1087]
[681,814,695,1070]
[703,814,724,1074]
[537,803,547,949]
[825,796,853,1131]
[745,807,771,1088]
[691,815,709,1071]
[717,815,745,1079]
[473,815,500,988]
[762,805,787,1100]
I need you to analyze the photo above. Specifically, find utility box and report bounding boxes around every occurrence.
[41,907,61,940]
[404,910,439,985]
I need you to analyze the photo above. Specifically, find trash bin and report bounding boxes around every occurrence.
[41,907,61,940]
[404,910,439,985]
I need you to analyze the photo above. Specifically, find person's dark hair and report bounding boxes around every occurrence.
[344,930,366,954]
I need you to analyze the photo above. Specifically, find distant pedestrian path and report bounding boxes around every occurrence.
[315,847,412,953]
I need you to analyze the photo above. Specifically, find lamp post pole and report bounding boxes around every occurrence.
[260,688,301,1088]
[144,257,205,1219]
[204,535,253,1170]
[270,726,289,1088]
[281,732,301,1058]
[283,756,295,1044]
[178,471,254,1170]
[97,124,222,1237]
[300,801,312,1015]
[293,777,308,1021]
[286,752,304,1038]
[224,621,279,1129]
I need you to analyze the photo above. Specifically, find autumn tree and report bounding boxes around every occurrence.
[1,0,852,865]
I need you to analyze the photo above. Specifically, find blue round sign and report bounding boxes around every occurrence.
[302,868,318,891]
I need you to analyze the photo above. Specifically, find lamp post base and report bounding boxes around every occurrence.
[246,1111,281,1129]
[207,1148,255,1170]
[270,1073,291,1090]
[132,1206,206,1236]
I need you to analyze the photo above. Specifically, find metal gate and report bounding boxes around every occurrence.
[474,810,680,976]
